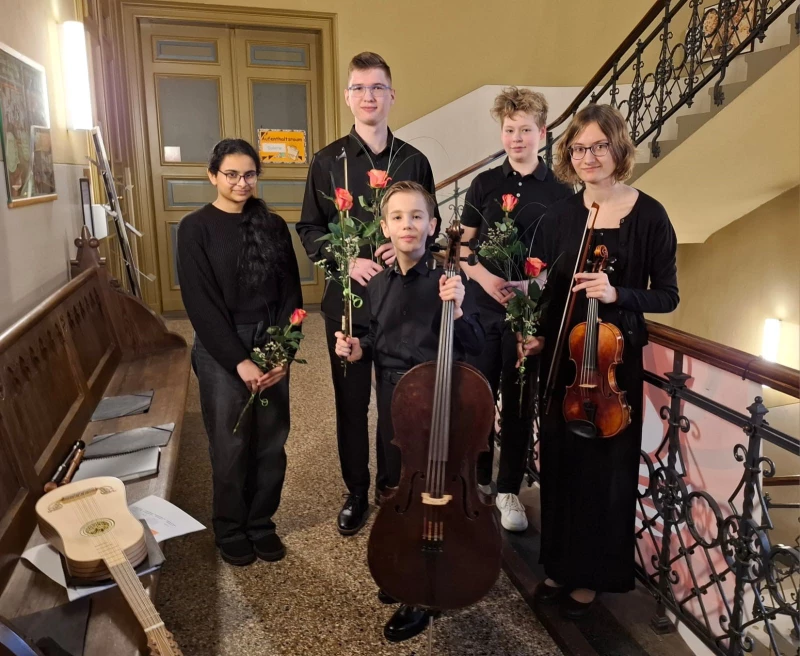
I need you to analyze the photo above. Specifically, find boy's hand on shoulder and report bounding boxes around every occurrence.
[334,331,363,362]
[350,258,383,286]
[439,275,465,320]
[375,243,396,266]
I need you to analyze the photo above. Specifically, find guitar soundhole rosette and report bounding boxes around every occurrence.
[80,518,115,537]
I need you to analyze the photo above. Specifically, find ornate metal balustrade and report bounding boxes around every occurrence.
[522,323,800,655]
[435,0,799,208]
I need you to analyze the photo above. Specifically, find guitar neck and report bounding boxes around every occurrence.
[103,554,182,656]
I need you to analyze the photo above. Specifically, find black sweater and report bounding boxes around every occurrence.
[177,203,302,372]
[532,190,679,350]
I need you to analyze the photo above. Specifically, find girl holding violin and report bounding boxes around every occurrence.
[529,104,679,617]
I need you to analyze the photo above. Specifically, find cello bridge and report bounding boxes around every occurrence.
[421,492,452,506]
[578,384,598,389]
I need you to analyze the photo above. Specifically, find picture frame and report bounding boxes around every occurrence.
[701,0,757,64]
[0,42,56,207]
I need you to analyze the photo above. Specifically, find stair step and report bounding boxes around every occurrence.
[501,518,695,656]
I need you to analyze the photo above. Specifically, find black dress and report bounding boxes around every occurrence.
[533,191,679,592]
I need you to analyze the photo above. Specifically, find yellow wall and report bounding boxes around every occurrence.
[662,187,800,370]
[180,0,649,133]
[0,0,87,165]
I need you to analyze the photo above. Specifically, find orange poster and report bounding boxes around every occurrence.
[258,129,307,164]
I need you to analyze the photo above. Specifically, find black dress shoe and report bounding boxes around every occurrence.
[377,589,398,604]
[253,533,286,562]
[218,539,256,566]
[384,604,440,643]
[533,581,564,605]
[337,494,370,535]
[561,592,596,619]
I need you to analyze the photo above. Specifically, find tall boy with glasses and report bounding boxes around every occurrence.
[298,52,441,537]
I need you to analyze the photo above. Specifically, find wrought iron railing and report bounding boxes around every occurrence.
[435,0,799,209]
[523,323,800,655]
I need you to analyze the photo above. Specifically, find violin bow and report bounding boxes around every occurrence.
[542,202,600,414]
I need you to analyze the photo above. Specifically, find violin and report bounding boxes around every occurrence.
[543,203,631,439]
[367,218,501,611]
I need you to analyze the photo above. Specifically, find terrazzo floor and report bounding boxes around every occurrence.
[159,314,562,656]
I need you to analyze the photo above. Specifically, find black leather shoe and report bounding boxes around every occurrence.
[561,592,596,619]
[337,494,370,535]
[377,589,398,604]
[253,533,286,562]
[383,605,440,643]
[218,539,256,566]
[534,581,564,605]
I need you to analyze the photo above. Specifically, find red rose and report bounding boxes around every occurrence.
[335,188,353,212]
[501,194,518,213]
[290,308,308,326]
[524,257,546,278]
[367,169,391,189]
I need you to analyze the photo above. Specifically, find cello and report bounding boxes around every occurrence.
[543,203,631,439]
[367,217,501,613]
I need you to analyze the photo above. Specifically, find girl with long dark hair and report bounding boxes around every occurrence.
[529,105,679,617]
[177,138,302,566]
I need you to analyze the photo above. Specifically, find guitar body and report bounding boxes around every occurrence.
[36,477,146,582]
[35,477,182,656]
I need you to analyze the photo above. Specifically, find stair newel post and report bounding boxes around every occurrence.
[650,351,691,635]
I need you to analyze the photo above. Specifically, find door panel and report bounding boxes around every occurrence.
[140,22,325,310]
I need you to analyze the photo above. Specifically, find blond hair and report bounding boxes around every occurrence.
[554,104,635,185]
[491,87,548,129]
[380,180,435,218]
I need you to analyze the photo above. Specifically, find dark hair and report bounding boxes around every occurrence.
[208,139,286,290]
[348,52,392,85]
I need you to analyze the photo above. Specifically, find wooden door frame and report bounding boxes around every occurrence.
[118,1,339,313]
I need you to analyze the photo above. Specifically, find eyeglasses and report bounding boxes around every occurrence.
[347,84,392,98]
[221,171,258,185]
[568,142,610,160]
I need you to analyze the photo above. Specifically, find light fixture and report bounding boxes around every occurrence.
[762,318,781,363]
[60,21,93,130]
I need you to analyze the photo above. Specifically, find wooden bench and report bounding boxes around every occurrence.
[0,228,191,655]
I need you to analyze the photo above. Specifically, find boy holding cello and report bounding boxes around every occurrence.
[335,180,485,642]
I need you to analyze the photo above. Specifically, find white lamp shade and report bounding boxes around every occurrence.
[60,21,93,131]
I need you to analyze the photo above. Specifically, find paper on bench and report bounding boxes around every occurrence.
[22,496,205,600]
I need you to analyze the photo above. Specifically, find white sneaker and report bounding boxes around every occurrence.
[496,493,528,532]
[478,483,493,496]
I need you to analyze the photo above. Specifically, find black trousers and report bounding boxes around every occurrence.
[324,316,385,497]
[191,323,290,545]
[467,308,535,494]
[375,368,406,488]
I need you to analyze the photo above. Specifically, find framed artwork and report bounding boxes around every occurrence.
[0,42,56,207]
[701,0,757,63]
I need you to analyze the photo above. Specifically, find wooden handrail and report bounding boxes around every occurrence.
[646,321,800,399]
[763,475,800,487]
[434,0,666,193]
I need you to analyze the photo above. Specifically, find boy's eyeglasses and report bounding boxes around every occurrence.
[347,84,392,98]
[568,142,610,160]
[222,171,258,185]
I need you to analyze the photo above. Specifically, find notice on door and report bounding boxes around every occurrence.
[258,129,307,164]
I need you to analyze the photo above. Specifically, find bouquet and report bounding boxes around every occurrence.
[476,194,549,411]
[233,308,307,434]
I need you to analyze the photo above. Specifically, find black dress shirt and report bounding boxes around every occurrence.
[460,157,573,314]
[359,254,484,371]
[177,203,303,372]
[532,190,679,352]
[297,127,441,329]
